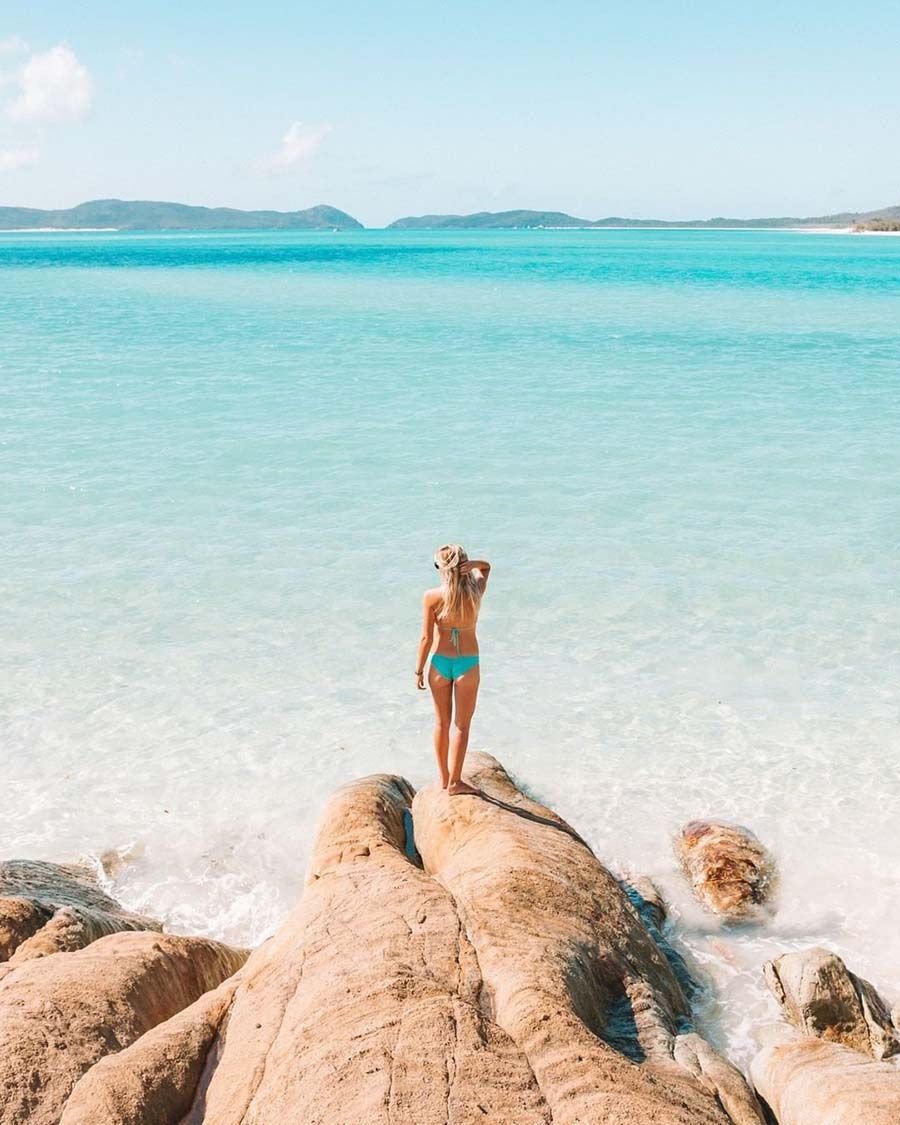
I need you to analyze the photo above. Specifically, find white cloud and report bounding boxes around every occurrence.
[0,144,38,170]
[8,43,93,123]
[260,121,331,172]
[0,35,29,55]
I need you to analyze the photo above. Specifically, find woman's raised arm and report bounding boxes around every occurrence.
[460,559,491,591]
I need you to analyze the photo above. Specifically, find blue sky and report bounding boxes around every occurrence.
[1,1,899,226]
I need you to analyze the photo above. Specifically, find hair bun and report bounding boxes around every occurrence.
[435,543,466,571]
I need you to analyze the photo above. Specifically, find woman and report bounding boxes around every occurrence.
[416,545,491,795]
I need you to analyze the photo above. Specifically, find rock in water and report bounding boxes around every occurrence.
[751,1038,900,1124]
[621,872,668,932]
[764,947,899,1060]
[751,948,900,1122]
[413,753,764,1125]
[0,859,160,965]
[0,931,247,1125]
[677,820,774,918]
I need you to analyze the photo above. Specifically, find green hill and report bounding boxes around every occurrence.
[387,210,595,230]
[387,205,900,230]
[0,199,363,231]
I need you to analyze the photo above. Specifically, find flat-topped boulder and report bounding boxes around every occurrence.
[764,947,899,1060]
[677,820,774,918]
[0,859,159,967]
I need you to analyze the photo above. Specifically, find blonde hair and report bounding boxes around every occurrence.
[434,543,481,622]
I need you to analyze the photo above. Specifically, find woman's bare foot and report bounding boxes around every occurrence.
[447,779,480,796]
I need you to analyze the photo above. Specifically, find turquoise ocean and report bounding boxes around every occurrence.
[2,229,899,1063]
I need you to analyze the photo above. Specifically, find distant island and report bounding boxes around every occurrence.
[0,199,363,231]
[388,205,900,230]
[3,198,900,232]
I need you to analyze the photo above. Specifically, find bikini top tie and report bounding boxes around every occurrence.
[441,623,475,653]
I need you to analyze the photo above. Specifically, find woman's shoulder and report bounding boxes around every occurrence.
[423,587,443,607]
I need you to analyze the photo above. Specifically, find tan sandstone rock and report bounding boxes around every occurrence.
[61,977,242,1125]
[751,1036,900,1124]
[412,753,764,1125]
[0,859,159,967]
[763,946,899,1060]
[51,759,766,1123]
[677,820,774,918]
[0,930,247,1124]
[64,774,550,1124]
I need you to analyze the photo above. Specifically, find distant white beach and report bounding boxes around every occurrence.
[0,227,120,233]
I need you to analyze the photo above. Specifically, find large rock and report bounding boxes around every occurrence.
[412,753,764,1125]
[53,759,765,1123]
[677,820,774,918]
[195,772,551,1123]
[763,947,899,1060]
[751,1036,900,1124]
[0,930,247,1124]
[0,859,159,966]
[64,774,550,1124]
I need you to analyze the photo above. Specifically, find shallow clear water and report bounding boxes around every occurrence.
[2,229,898,1066]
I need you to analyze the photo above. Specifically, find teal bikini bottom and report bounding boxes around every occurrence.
[430,653,480,681]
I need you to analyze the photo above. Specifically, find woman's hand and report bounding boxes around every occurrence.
[415,671,426,690]
[459,560,476,575]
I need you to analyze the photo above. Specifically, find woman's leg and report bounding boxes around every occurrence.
[448,666,480,795]
[428,665,453,787]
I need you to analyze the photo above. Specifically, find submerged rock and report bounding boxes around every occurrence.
[0,859,159,966]
[751,1037,900,1124]
[677,819,774,918]
[763,946,899,1060]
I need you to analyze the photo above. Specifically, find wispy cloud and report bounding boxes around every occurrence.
[0,144,39,171]
[8,43,93,123]
[259,121,332,172]
[0,35,30,56]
